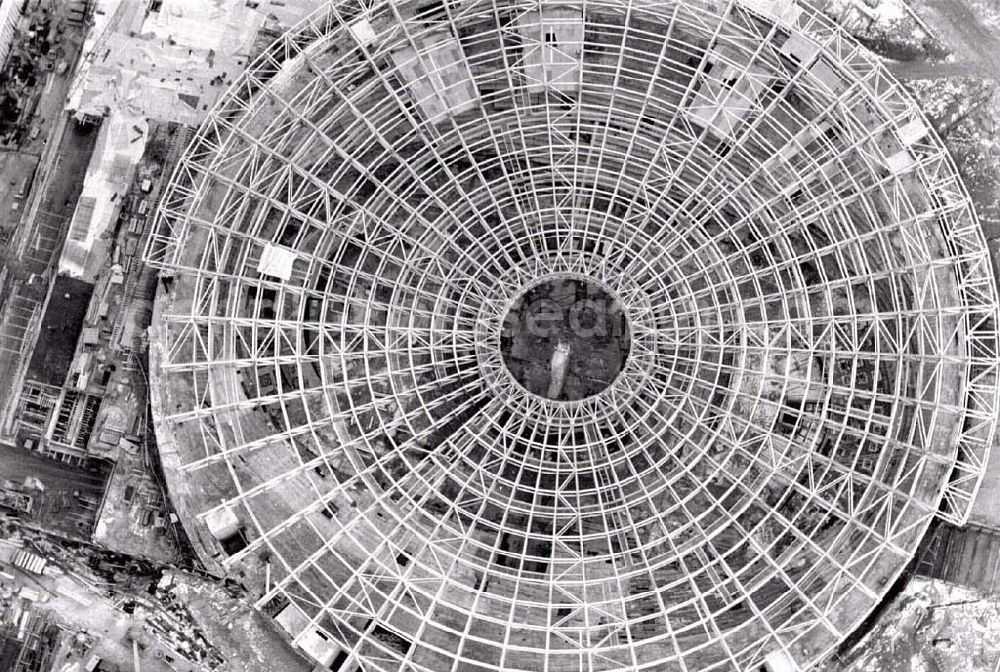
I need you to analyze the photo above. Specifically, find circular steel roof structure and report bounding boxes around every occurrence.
[146,0,1000,670]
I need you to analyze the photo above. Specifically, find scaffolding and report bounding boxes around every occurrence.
[144,0,1000,671]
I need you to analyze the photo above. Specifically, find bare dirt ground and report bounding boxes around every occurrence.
[165,571,313,672]
[0,540,188,672]
[0,444,108,537]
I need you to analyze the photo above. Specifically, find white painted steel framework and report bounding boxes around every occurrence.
[145,0,1000,670]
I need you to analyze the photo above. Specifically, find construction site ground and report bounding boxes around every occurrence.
[823,576,1000,672]
[1,524,313,672]
[0,0,88,155]
[0,444,107,538]
[92,443,184,565]
[0,538,184,672]
[165,571,312,672]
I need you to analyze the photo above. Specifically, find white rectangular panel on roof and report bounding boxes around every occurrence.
[275,601,310,636]
[298,628,341,666]
[885,149,917,175]
[391,31,479,123]
[205,505,242,540]
[349,17,377,46]
[258,243,297,281]
[686,66,772,140]
[808,60,846,94]
[897,118,929,147]
[738,0,802,22]
[779,34,820,63]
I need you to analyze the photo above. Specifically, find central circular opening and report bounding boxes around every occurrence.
[500,277,631,401]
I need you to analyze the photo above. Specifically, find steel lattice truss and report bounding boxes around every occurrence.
[145,0,1000,670]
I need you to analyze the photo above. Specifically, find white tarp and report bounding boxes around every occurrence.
[258,244,297,282]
